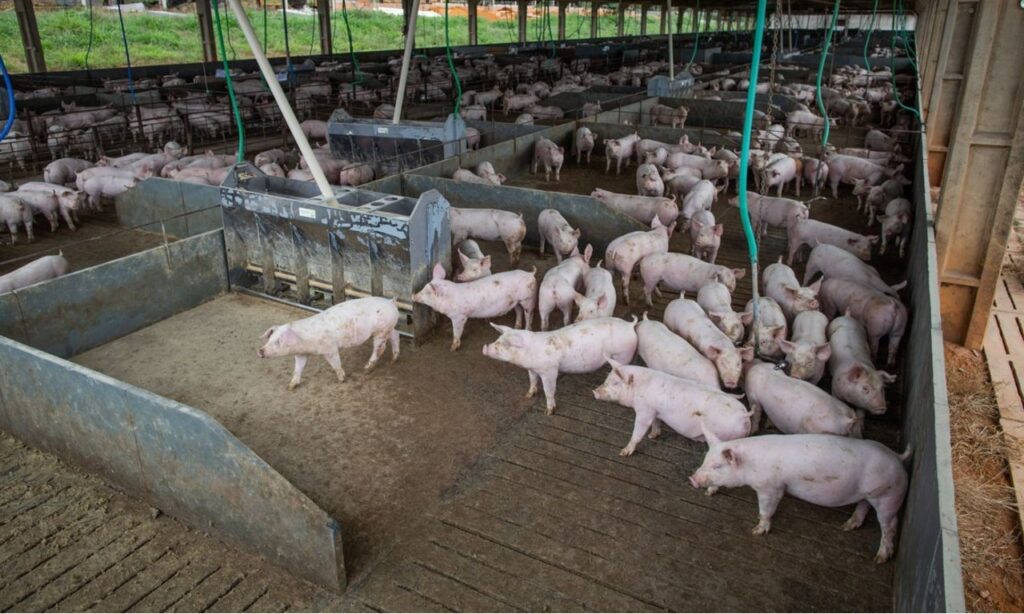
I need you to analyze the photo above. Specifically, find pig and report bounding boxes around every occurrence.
[99,152,150,168]
[257,297,400,389]
[591,189,679,228]
[574,127,598,164]
[474,161,507,186]
[852,179,904,224]
[819,278,907,367]
[779,310,831,384]
[573,263,616,321]
[663,166,704,198]
[785,109,832,139]
[464,127,481,150]
[0,195,34,244]
[649,103,688,128]
[459,104,487,121]
[254,148,293,170]
[604,218,674,305]
[636,163,665,197]
[483,317,638,414]
[664,297,755,388]
[0,132,31,170]
[763,258,821,321]
[744,360,862,437]
[877,198,912,258]
[581,101,602,117]
[525,104,564,121]
[744,297,788,359]
[503,91,539,114]
[864,129,898,152]
[0,254,70,294]
[787,218,878,265]
[636,313,720,388]
[413,264,537,351]
[604,133,641,174]
[665,153,729,182]
[538,245,593,330]
[635,135,699,162]
[689,209,723,264]
[475,86,504,108]
[594,359,750,457]
[762,156,799,197]
[538,209,581,262]
[803,244,902,298]
[0,180,9,192]
[640,252,746,307]
[81,174,139,209]
[514,113,535,125]
[337,163,374,187]
[299,119,328,140]
[730,192,809,240]
[688,430,909,563]
[696,282,747,345]
[532,138,565,182]
[43,158,93,186]
[259,162,287,177]
[681,180,719,227]
[828,315,897,414]
[826,155,903,198]
[452,168,494,185]
[449,207,527,264]
[288,169,315,181]
[454,239,492,282]
[12,188,79,232]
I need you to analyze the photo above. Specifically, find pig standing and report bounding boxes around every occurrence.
[688,430,909,563]
[591,189,679,228]
[43,158,93,186]
[640,252,745,307]
[744,360,862,437]
[779,310,831,384]
[826,155,902,198]
[636,313,720,388]
[453,169,494,185]
[762,156,799,197]
[803,244,901,298]
[12,188,79,232]
[538,245,593,330]
[649,103,688,128]
[604,133,641,175]
[802,158,829,194]
[574,263,616,321]
[412,264,537,351]
[574,127,598,164]
[538,209,581,262]
[455,240,492,282]
[0,195,34,244]
[604,218,674,305]
[763,258,821,321]
[636,163,665,197]
[819,279,907,367]
[664,298,754,388]
[689,209,723,264]
[532,138,565,182]
[594,359,750,457]
[681,180,718,227]
[450,207,527,264]
[0,254,69,294]
[787,218,878,265]
[483,317,638,414]
[731,192,809,240]
[877,198,912,258]
[744,297,788,359]
[696,282,747,344]
[257,297,400,389]
[828,315,896,414]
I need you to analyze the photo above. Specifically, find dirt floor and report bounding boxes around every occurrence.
[946,343,1024,611]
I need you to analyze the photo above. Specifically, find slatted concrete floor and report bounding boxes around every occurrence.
[0,433,334,613]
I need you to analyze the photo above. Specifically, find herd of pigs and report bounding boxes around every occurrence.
[0,52,918,565]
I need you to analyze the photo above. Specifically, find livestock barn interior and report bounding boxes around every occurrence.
[1,0,1022,611]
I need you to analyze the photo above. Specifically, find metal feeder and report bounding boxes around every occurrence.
[327,110,467,177]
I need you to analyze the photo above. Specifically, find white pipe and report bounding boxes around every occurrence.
[226,0,338,206]
[393,0,421,124]
[667,0,674,80]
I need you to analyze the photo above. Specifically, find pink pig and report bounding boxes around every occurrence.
[827,315,897,414]
[688,430,909,563]
[696,282,748,345]
[483,317,638,414]
[591,188,679,228]
[744,297,788,359]
[803,244,901,298]
[450,207,528,264]
[594,359,750,457]
[538,245,593,330]
[730,192,808,240]
[639,252,746,307]
[532,138,565,182]
[604,218,674,305]
[743,360,862,437]
[689,209,723,264]
[636,313,720,388]
[574,263,616,321]
[0,254,69,294]
[664,297,754,388]
[538,209,581,262]
[787,218,878,265]
[763,258,821,321]
[604,133,641,174]
[819,278,907,367]
[257,296,400,389]
[779,310,831,384]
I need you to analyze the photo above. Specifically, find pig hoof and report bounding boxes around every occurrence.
[648,430,661,440]
[841,518,863,532]
[619,446,634,457]
[545,405,556,416]
[450,342,460,352]
[752,523,770,536]
[363,363,376,372]
[704,487,718,497]
[874,550,892,564]
[287,381,301,391]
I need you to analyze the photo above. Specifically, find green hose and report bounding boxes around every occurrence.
[890,0,921,120]
[211,0,246,162]
[814,0,840,152]
[444,0,462,116]
[340,0,364,96]
[686,0,700,68]
[862,0,878,71]
[737,0,766,266]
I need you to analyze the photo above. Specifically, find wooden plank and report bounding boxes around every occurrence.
[985,319,1024,424]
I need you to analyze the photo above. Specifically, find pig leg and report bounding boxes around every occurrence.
[620,408,657,457]
[539,304,552,332]
[538,234,546,256]
[60,207,76,232]
[842,500,872,531]
[873,498,902,563]
[560,303,572,328]
[46,212,59,232]
[288,355,309,390]
[648,418,662,439]
[532,156,539,175]
[364,333,388,371]
[887,310,907,368]
[586,150,592,165]
[324,350,348,382]
[605,157,612,174]
[526,370,538,398]
[450,316,467,352]
[544,163,551,182]
[554,162,561,182]
[540,370,559,415]
[389,329,401,362]
[752,488,785,535]
[5,221,17,245]
[748,401,762,434]
[520,299,534,331]
[24,220,34,243]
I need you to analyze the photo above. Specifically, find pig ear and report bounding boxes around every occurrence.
[732,268,746,279]
[705,346,721,360]
[584,244,593,262]
[814,343,832,361]
[739,345,756,361]
[808,278,823,294]
[573,292,587,307]
[739,311,753,325]
[867,235,880,244]
[572,228,581,237]
[558,146,565,154]
[700,421,721,447]
[771,326,787,340]
[722,447,740,466]
[457,250,470,265]
[432,263,447,280]
[489,322,513,336]
[260,326,276,340]
[880,371,897,385]
[713,224,724,237]
[778,339,796,353]
[650,217,663,229]
[596,294,608,309]
[707,311,725,324]
[845,364,865,381]
[481,255,491,268]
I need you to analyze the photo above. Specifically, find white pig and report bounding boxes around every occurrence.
[819,278,907,367]
[0,195,34,244]
[636,163,665,197]
[640,252,746,307]
[604,133,641,175]
[0,254,70,294]
[538,209,581,262]
[455,239,492,282]
[787,218,878,265]
[574,127,597,164]
[763,258,822,321]
[877,198,912,258]
[591,189,679,228]
[532,138,565,182]
[483,317,638,414]
[574,263,616,321]
[689,209,723,264]
[743,360,862,437]
[744,297,788,359]
[594,359,750,457]
[696,282,747,345]
[257,297,400,389]
[664,297,755,388]
[474,161,507,186]
[538,245,593,330]
[779,310,831,384]
[803,244,901,298]
[827,315,896,414]
[730,192,809,240]
[450,207,528,264]
[604,218,674,305]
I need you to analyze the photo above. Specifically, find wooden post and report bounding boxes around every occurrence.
[517,0,528,42]
[659,2,667,34]
[317,0,332,56]
[640,4,648,36]
[195,0,219,64]
[922,0,962,185]
[557,0,567,39]
[468,0,479,45]
[935,1,1024,348]
[590,2,600,38]
[616,1,627,36]
[14,0,46,72]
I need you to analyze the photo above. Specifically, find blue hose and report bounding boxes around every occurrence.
[736,0,766,266]
[0,53,15,142]
[814,0,840,152]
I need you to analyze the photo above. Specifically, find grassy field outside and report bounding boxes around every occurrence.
[0,5,699,74]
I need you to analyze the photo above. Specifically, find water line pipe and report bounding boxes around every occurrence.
[393,0,421,123]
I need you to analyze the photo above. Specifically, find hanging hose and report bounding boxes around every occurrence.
[443,0,462,116]
[340,0,364,96]
[737,0,768,354]
[281,1,295,88]
[85,0,95,73]
[862,0,878,71]
[263,1,269,52]
[813,0,840,153]
[115,0,138,103]
[0,53,15,143]
[225,6,238,61]
[890,0,920,120]
[211,0,246,162]
[686,0,700,69]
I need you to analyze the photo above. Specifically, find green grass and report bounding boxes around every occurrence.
[0,6,695,74]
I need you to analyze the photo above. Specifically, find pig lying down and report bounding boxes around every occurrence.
[0,254,70,294]
[689,429,910,563]
[258,297,400,390]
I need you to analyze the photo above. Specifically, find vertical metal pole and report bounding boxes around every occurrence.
[557,0,567,39]
[590,2,600,38]
[393,0,420,123]
[616,1,626,36]
[317,0,333,56]
[667,0,674,79]
[468,0,479,45]
[640,4,648,35]
[13,0,46,73]
[518,0,528,43]
[659,2,667,34]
